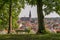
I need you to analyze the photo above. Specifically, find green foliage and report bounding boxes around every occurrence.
[26,0,60,15]
[26,0,37,5]
[0,0,25,29]
[25,0,60,34]
[43,0,60,15]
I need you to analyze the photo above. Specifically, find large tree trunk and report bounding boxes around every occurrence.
[37,0,45,34]
[8,0,12,34]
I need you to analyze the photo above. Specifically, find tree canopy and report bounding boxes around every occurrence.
[25,0,60,34]
[0,0,25,29]
[26,0,60,15]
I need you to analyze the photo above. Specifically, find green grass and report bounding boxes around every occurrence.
[0,34,60,40]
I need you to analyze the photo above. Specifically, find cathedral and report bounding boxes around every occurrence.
[20,11,31,21]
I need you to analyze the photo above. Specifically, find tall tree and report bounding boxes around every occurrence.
[0,0,9,30]
[37,0,45,34]
[26,0,45,34]
[26,0,60,34]
[0,0,25,33]
[8,0,12,33]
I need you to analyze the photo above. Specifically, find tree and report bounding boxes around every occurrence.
[26,0,60,34]
[0,0,9,30]
[8,0,12,33]
[37,0,45,34]
[0,0,25,33]
[43,0,60,15]
[26,0,45,34]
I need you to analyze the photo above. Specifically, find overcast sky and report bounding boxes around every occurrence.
[19,4,60,18]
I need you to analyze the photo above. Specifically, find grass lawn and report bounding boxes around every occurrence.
[0,34,60,40]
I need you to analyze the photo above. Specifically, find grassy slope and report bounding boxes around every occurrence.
[0,34,60,40]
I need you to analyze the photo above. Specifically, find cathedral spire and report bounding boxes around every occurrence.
[29,11,31,18]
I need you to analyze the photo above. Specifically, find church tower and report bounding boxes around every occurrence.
[29,11,31,21]
[29,11,31,19]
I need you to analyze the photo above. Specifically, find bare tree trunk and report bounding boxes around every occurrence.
[8,0,12,34]
[37,0,45,34]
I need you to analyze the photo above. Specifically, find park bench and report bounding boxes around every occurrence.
[15,29,30,34]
